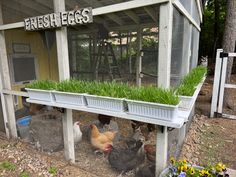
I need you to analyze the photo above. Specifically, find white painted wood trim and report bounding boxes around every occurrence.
[92,0,169,16]
[53,0,75,163]
[0,22,24,30]
[62,109,75,163]
[2,89,29,97]
[156,126,168,176]
[210,49,223,117]
[172,0,201,31]
[158,2,173,88]
[0,2,18,138]
[136,28,142,87]
[222,113,236,120]
[0,76,10,138]
[217,57,227,114]
[228,53,236,57]
[178,123,186,148]
[224,84,236,89]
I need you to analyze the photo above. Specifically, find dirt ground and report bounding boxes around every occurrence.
[0,75,236,176]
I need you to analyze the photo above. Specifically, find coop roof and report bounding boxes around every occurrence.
[0,0,203,32]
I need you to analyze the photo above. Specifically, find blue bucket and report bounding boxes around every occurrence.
[16,115,32,140]
[17,115,32,126]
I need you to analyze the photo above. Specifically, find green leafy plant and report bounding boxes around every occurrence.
[0,160,16,171]
[57,79,87,93]
[176,66,207,96]
[48,166,57,175]
[128,86,179,105]
[26,80,57,90]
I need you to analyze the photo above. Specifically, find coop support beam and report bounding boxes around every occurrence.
[144,6,157,23]
[156,126,168,176]
[136,28,142,87]
[178,123,186,149]
[158,2,173,88]
[0,3,17,139]
[125,10,140,24]
[0,76,10,138]
[53,0,75,163]
[210,49,223,117]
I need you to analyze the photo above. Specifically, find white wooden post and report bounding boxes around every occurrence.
[155,2,173,175]
[158,2,173,88]
[156,126,168,176]
[136,28,142,87]
[210,49,223,117]
[53,0,75,163]
[0,2,17,138]
[0,75,10,138]
[217,56,228,114]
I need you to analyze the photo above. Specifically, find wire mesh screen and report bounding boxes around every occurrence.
[192,0,201,25]
[171,8,184,87]
[190,27,200,70]
[179,0,192,14]
[67,27,159,86]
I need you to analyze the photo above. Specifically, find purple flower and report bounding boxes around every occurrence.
[178,172,186,177]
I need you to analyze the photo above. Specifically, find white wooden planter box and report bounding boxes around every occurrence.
[126,99,178,121]
[85,94,125,112]
[53,91,87,106]
[179,77,205,110]
[25,88,54,102]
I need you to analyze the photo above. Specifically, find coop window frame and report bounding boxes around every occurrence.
[9,53,39,85]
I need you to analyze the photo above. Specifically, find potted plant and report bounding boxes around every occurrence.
[177,66,207,110]
[52,79,87,106]
[26,80,56,102]
[126,87,180,121]
[160,158,230,177]
[84,81,129,112]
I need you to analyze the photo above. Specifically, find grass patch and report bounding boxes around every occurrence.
[48,166,57,175]
[57,79,87,93]
[127,86,179,105]
[26,80,57,90]
[0,160,16,171]
[176,66,207,96]
[20,171,29,177]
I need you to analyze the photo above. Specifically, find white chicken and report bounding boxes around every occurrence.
[73,121,82,145]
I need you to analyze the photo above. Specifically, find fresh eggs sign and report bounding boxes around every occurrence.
[24,7,93,31]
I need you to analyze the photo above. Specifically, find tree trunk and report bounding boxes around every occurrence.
[222,0,236,109]
[212,0,219,60]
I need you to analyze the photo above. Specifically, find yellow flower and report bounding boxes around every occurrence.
[215,162,226,172]
[189,167,195,175]
[170,157,176,165]
[183,164,188,171]
[200,169,210,176]
[183,159,187,164]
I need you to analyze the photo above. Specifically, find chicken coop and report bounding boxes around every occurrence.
[0,0,203,176]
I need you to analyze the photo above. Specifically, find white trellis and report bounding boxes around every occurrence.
[211,49,236,119]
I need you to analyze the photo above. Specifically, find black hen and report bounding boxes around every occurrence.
[108,140,145,173]
[98,114,112,126]
[136,164,155,177]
